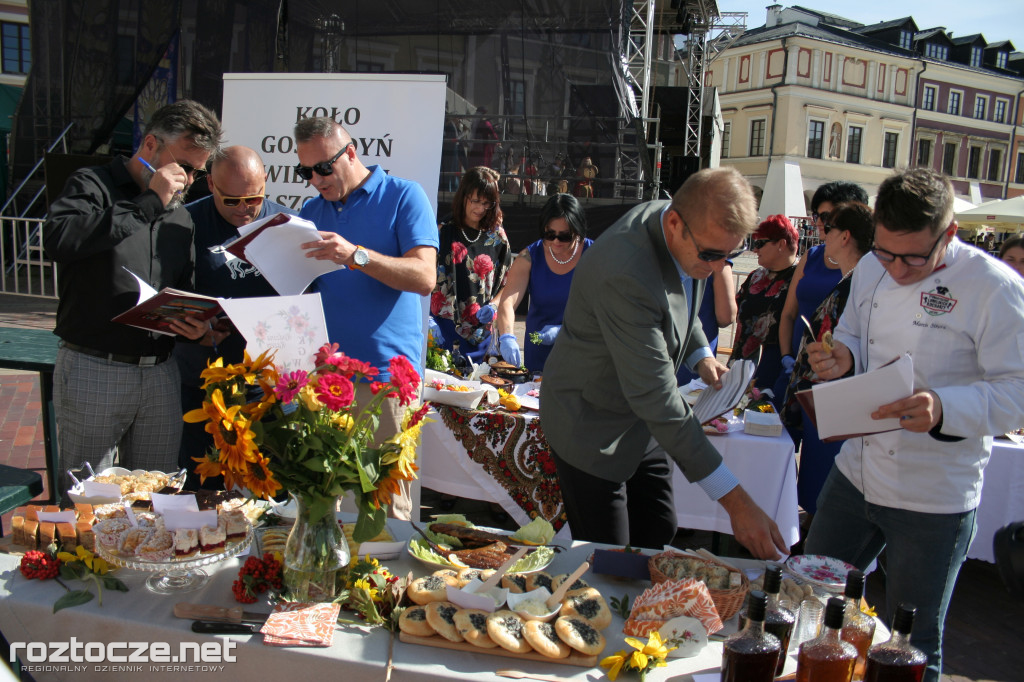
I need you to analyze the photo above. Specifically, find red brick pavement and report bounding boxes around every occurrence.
[0,373,50,532]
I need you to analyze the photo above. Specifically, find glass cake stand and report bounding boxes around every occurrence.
[97,524,254,594]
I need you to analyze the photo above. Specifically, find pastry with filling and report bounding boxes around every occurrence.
[398,605,435,637]
[173,528,199,558]
[486,610,533,654]
[424,602,464,642]
[561,587,613,629]
[408,574,452,605]
[555,616,606,656]
[523,619,572,659]
[453,608,499,648]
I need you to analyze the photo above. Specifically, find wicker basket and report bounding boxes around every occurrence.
[648,550,750,621]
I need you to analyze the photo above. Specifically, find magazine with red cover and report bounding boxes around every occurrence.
[112,288,222,336]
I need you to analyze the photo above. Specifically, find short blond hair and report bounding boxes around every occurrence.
[672,167,758,238]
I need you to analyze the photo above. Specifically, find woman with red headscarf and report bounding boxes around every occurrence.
[729,214,800,392]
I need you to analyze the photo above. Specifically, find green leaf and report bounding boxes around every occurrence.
[59,562,82,581]
[102,576,129,592]
[302,457,327,472]
[352,507,386,544]
[305,496,332,525]
[53,590,94,613]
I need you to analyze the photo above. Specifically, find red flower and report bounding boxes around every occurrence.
[316,373,355,410]
[464,302,481,324]
[408,402,431,428]
[472,254,494,278]
[430,291,446,315]
[452,241,468,264]
[388,355,421,406]
[314,342,341,367]
[325,352,378,379]
[369,381,387,395]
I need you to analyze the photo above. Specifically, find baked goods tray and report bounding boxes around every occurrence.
[398,632,597,668]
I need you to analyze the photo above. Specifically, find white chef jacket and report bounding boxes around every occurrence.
[832,238,1024,514]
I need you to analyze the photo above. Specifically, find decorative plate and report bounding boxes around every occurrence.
[406,526,554,574]
[784,554,857,591]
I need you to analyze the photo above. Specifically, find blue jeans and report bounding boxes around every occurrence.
[805,468,976,682]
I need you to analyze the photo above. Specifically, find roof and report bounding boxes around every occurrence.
[855,17,916,34]
[951,34,986,46]
[734,19,915,58]
[790,6,862,30]
[986,40,1015,51]
[914,28,953,45]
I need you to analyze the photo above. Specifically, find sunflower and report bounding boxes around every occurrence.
[199,390,260,470]
[192,452,225,484]
[242,452,282,500]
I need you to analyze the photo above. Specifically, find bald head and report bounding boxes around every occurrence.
[207,146,267,227]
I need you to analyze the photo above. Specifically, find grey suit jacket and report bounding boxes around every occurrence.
[539,200,723,483]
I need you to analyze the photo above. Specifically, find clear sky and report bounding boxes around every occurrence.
[720,2,1023,47]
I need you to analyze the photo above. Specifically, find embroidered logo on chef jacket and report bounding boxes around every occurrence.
[920,285,956,316]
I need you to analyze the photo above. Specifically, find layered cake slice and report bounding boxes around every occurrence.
[138,530,174,561]
[173,528,199,558]
[219,508,248,540]
[199,518,227,553]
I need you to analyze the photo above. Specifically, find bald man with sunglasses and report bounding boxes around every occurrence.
[175,145,296,489]
[539,167,788,558]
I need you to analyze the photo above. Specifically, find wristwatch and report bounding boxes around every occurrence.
[351,246,370,270]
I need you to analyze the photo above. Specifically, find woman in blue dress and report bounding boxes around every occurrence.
[477,194,592,373]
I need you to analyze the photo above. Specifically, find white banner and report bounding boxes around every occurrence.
[221,73,446,215]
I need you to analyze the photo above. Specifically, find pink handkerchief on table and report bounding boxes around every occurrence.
[260,602,340,646]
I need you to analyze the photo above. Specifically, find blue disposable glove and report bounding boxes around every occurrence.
[499,334,522,367]
[427,316,444,345]
[466,333,491,362]
[537,324,561,345]
[781,354,796,374]
[476,303,497,324]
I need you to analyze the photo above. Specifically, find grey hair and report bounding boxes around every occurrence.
[143,100,223,154]
[294,117,348,144]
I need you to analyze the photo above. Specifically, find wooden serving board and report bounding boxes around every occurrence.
[398,632,597,668]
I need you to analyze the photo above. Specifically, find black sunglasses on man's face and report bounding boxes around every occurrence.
[294,142,353,181]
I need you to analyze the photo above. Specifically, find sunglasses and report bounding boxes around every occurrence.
[157,138,206,181]
[543,230,575,243]
[812,210,832,225]
[294,141,353,181]
[674,209,744,262]
[752,238,778,250]
[211,179,265,208]
[871,230,946,267]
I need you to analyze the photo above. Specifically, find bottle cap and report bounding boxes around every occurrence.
[764,563,782,595]
[844,569,865,600]
[824,597,846,630]
[746,590,768,622]
[892,602,917,635]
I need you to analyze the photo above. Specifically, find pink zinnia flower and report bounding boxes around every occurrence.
[274,370,308,403]
[325,352,379,379]
[472,254,494,278]
[452,241,468,264]
[388,355,421,406]
[314,343,341,367]
[315,373,355,410]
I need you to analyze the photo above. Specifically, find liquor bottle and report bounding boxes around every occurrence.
[721,590,781,682]
[451,340,471,376]
[738,563,796,675]
[796,597,857,682]
[840,570,877,680]
[863,603,928,682]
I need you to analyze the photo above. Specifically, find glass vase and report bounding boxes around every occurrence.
[282,493,350,602]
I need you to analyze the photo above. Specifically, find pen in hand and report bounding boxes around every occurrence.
[138,157,157,173]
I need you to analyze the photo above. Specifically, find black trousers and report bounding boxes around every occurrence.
[551,443,677,550]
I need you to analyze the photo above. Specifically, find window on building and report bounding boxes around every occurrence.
[948,91,961,115]
[974,96,988,120]
[846,126,863,164]
[942,142,957,175]
[1,21,30,75]
[721,122,731,158]
[970,46,983,68]
[967,146,982,178]
[1016,151,1024,184]
[922,85,936,111]
[996,51,1008,69]
[509,80,526,116]
[995,100,1008,124]
[925,43,948,60]
[988,149,1002,182]
[917,138,932,166]
[882,132,899,168]
[899,30,912,50]
[749,119,766,156]
[807,120,825,159]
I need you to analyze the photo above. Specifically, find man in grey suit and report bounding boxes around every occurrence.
[540,167,788,559]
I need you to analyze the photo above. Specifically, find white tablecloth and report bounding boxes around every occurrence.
[971,439,1024,562]
[420,406,800,547]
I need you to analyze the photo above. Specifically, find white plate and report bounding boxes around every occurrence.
[67,467,185,506]
[785,554,857,592]
[406,525,554,573]
[511,382,541,411]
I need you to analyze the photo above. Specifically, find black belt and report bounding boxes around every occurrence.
[60,341,171,367]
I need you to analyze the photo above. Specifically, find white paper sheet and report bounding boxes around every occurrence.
[218,293,329,374]
[690,359,756,424]
[811,353,914,440]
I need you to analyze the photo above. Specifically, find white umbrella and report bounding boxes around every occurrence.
[956,195,1024,233]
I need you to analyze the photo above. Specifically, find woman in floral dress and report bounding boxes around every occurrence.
[729,214,800,391]
[431,166,512,358]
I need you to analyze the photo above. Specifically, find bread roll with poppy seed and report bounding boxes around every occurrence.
[398,605,434,637]
[523,619,571,659]
[561,587,612,629]
[485,610,533,653]
[555,616,606,656]
[408,574,453,605]
[453,608,499,648]
[424,601,464,642]
[501,573,529,594]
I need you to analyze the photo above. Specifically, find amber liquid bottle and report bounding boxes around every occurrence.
[722,590,781,682]
[841,570,877,680]
[863,603,928,682]
[738,563,796,675]
[796,597,857,682]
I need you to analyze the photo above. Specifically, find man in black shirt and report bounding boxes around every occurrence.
[176,145,295,488]
[43,100,222,493]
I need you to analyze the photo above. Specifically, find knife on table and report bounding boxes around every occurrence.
[191,621,261,635]
[174,602,270,624]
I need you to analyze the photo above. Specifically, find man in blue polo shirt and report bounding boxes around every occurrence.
[294,117,438,518]
[176,145,295,488]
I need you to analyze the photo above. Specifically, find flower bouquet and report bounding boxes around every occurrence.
[185,343,428,601]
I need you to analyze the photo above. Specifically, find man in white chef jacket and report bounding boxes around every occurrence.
[806,167,1024,682]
